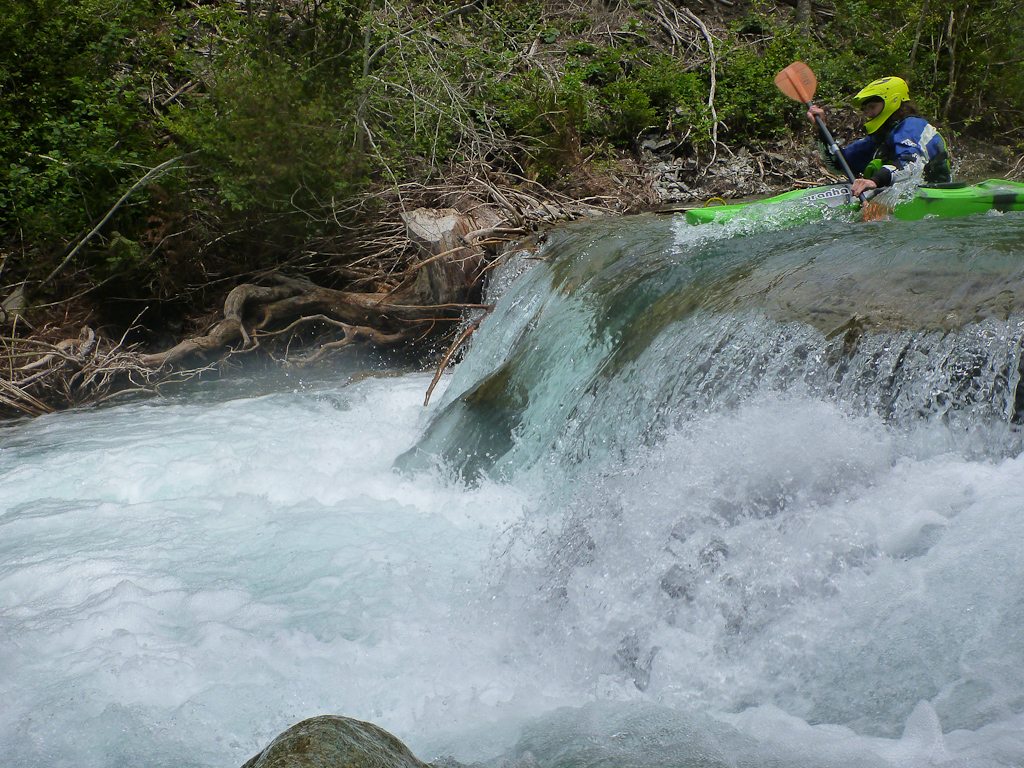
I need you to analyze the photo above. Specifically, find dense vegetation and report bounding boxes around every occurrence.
[1,0,1022,338]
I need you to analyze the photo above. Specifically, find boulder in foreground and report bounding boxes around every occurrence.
[241,715,429,768]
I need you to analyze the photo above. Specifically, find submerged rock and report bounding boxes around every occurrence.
[241,715,428,768]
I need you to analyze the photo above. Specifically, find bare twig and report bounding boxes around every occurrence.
[424,308,492,406]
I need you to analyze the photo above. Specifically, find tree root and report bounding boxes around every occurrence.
[139,205,508,371]
[0,323,211,419]
[3,174,619,418]
[267,316,412,367]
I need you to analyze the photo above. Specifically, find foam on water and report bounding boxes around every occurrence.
[1,375,536,767]
[473,392,1024,767]
[3,372,1024,767]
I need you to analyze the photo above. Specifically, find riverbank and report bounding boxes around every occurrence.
[2,131,1021,419]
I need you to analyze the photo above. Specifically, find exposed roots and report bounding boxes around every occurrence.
[138,204,515,372]
[0,323,210,419]
[2,165,617,417]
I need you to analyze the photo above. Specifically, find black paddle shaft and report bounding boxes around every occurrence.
[809,106,866,202]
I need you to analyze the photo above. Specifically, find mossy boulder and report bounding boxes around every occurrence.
[241,715,429,768]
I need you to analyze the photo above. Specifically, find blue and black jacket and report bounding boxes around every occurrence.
[822,115,951,186]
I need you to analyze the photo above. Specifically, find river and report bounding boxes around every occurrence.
[4,207,1024,767]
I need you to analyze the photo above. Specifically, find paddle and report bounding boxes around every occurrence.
[774,62,867,204]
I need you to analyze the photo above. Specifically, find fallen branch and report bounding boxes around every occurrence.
[678,6,721,169]
[0,321,209,418]
[424,308,492,406]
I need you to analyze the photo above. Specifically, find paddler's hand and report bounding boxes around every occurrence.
[851,178,877,197]
[806,105,826,126]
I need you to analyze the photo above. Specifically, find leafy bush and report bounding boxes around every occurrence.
[0,0,368,283]
[3,0,1023,296]
[164,56,363,214]
[828,0,1024,135]
[716,23,823,138]
[0,0,163,244]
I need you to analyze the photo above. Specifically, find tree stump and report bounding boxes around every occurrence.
[399,206,503,305]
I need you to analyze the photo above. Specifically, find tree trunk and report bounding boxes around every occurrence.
[398,206,502,305]
[795,0,812,30]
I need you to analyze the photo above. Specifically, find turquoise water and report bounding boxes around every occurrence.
[3,211,1024,767]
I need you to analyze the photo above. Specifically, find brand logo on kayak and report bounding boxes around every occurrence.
[802,187,852,205]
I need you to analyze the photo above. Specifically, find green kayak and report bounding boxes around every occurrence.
[684,179,1024,226]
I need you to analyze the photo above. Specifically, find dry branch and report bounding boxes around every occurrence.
[5,145,625,418]
[424,308,491,406]
[0,323,210,419]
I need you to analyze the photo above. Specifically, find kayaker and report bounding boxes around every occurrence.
[807,76,951,198]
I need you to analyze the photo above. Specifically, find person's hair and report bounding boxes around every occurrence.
[893,101,921,121]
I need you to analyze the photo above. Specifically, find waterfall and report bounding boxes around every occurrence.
[403,212,1024,479]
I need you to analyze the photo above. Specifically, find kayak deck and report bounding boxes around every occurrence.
[684,179,1024,226]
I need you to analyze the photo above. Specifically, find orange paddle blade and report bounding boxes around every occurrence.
[860,199,892,222]
[775,62,817,104]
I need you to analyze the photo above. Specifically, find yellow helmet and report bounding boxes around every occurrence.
[851,76,909,134]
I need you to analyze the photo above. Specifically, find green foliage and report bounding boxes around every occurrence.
[0,0,367,282]
[165,56,363,213]
[103,231,146,275]
[0,0,161,244]
[3,0,1023,297]
[162,0,366,214]
[586,52,714,146]
[484,69,586,181]
[635,58,711,135]
[486,43,717,180]
[828,0,1024,134]
[567,41,598,56]
[717,23,824,138]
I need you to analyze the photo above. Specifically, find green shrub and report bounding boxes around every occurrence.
[0,0,164,244]
[0,0,368,280]
[716,23,825,138]
[3,0,1022,294]
[164,57,363,213]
